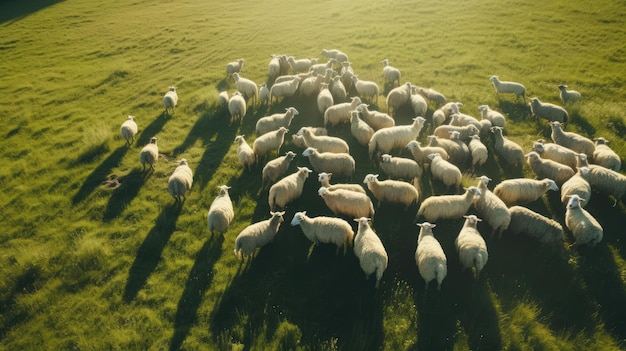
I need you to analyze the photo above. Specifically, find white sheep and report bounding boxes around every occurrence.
[317,82,334,114]
[231,72,258,104]
[321,49,348,62]
[426,135,468,168]
[318,187,375,219]
[507,206,564,245]
[381,59,401,87]
[474,176,511,238]
[297,127,349,154]
[565,195,603,247]
[317,172,366,194]
[416,186,481,222]
[120,115,138,146]
[593,137,621,172]
[558,84,581,105]
[218,91,229,107]
[252,126,289,161]
[302,147,355,179]
[379,154,422,181]
[290,211,354,253]
[477,105,506,128]
[350,110,375,146]
[386,82,412,116]
[363,174,420,209]
[207,185,234,235]
[549,121,595,159]
[256,107,299,136]
[493,178,559,206]
[233,135,256,172]
[323,96,362,127]
[259,84,270,105]
[468,135,488,170]
[433,124,479,142]
[449,104,484,133]
[234,211,285,259]
[525,151,575,186]
[431,102,460,127]
[532,139,578,170]
[268,166,312,211]
[560,167,592,207]
[270,76,301,104]
[406,140,449,165]
[455,215,488,279]
[287,56,316,74]
[417,87,447,107]
[353,217,388,288]
[168,158,193,202]
[310,58,336,75]
[489,75,526,102]
[140,137,158,171]
[368,117,426,160]
[427,153,463,192]
[351,75,380,104]
[274,73,309,85]
[262,151,297,188]
[356,103,395,131]
[409,85,428,117]
[226,58,244,76]
[268,55,281,82]
[228,91,247,123]
[330,75,348,103]
[529,97,568,123]
[291,127,327,148]
[415,222,447,291]
[163,86,178,115]
[491,126,524,169]
[578,154,626,205]
[299,74,325,97]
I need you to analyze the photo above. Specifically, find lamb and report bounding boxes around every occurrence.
[416,186,481,222]
[228,91,247,123]
[406,140,449,165]
[379,154,422,181]
[140,137,158,171]
[259,84,270,105]
[297,127,349,154]
[525,151,575,186]
[433,124,479,142]
[474,176,511,238]
[356,103,395,131]
[268,166,312,210]
[427,153,462,192]
[493,178,559,206]
[529,97,568,123]
[352,75,380,104]
[409,85,428,117]
[299,74,324,97]
[363,174,420,209]
[455,215,488,279]
[532,139,578,170]
[368,117,426,160]
[507,206,564,245]
[120,115,138,146]
[318,187,375,219]
[163,86,178,115]
[291,127,327,148]
[381,59,401,87]
[593,137,621,172]
[317,82,334,114]
[426,135,468,168]
[207,185,234,235]
[577,153,626,204]
[386,82,412,116]
[287,56,316,74]
[226,58,244,76]
[168,158,193,202]
[549,121,595,159]
[350,110,375,146]
[234,211,285,259]
[317,172,366,194]
[256,107,299,136]
[218,91,229,107]
[560,167,592,207]
[323,96,362,127]
[269,76,301,104]
[353,217,388,288]
[231,72,258,103]
[417,87,447,107]
[565,195,603,247]
[302,147,355,179]
[468,135,488,170]
[491,126,524,169]
[558,84,581,105]
[489,75,526,102]
[252,126,288,161]
[262,151,297,188]
[290,211,354,253]
[234,135,256,172]
[330,75,347,103]
[477,105,506,128]
[415,222,447,291]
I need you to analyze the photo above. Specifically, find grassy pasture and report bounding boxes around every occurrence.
[1,0,626,350]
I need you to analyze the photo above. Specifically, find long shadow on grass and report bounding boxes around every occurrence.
[194,114,240,191]
[135,112,170,147]
[567,111,596,137]
[102,168,147,222]
[497,100,530,122]
[123,203,182,302]
[0,0,64,24]
[71,146,127,205]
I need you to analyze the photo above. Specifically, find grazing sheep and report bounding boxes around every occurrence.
[455,215,488,279]
[330,75,348,103]
[270,76,301,104]
[353,217,388,288]
[560,167,592,207]
[256,107,299,136]
[290,211,354,253]
[350,111,375,146]
[478,105,505,128]
[262,151,297,188]
[489,75,526,102]
[427,153,462,192]
[259,84,270,105]
[577,154,626,205]
[507,206,564,245]
[288,56,316,74]
[207,185,234,235]
[318,187,375,218]
[299,74,325,97]
[168,158,193,202]
[297,127,349,154]
[234,211,285,259]
[409,86,428,117]
[120,115,138,146]
[468,135,488,170]
[163,86,178,115]
[433,124,479,142]
[379,154,422,181]
[426,135,468,168]
[368,117,426,160]
[232,73,258,103]
[291,127,327,148]
[363,174,420,209]
[356,103,395,131]
[532,139,578,170]
[323,96,362,127]
[253,126,289,161]
[529,97,568,123]
[302,147,355,179]
[386,82,412,116]
[352,75,380,104]
[493,178,559,206]
[474,176,511,238]
[317,82,334,114]
[593,137,621,172]
[317,172,366,194]
[415,222,447,291]
[268,167,312,210]
[234,135,256,172]
[228,92,247,123]
[417,87,447,107]
[565,195,603,247]
[549,121,595,159]
[406,140,449,165]
[558,84,581,105]
[218,91,229,108]
[491,126,524,169]
[140,137,158,170]
[226,58,244,76]
[525,151,575,186]
[382,59,401,87]
[321,49,348,63]
[416,186,481,222]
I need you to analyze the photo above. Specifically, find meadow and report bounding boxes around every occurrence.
[1,0,626,350]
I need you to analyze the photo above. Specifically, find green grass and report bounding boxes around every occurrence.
[1,0,626,349]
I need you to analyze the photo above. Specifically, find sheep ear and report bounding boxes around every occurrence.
[431,224,437,228]
[353,218,360,223]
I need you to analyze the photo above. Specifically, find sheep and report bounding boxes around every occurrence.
[262,151,297,188]
[218,91,229,108]
[379,154,422,181]
[455,215,488,279]
[299,74,325,97]
[431,102,460,127]
[163,86,178,115]
[448,131,472,169]
[353,217,388,288]
[416,87,447,107]
[593,137,621,172]
[350,110,375,146]
[565,195,603,247]
[549,121,595,159]
[120,115,138,146]
[381,59,401,87]
[558,84,581,105]
[140,137,158,171]
[232,73,258,103]
[252,126,289,161]
[415,222,447,291]
[291,127,327,148]
[474,176,511,238]
[386,82,412,116]
[226,58,244,76]
[321,48,348,63]
[409,85,428,117]
[297,127,349,154]
[274,73,310,85]
[268,55,281,82]
[363,174,420,209]
[532,139,578,170]
[525,151,575,186]
[259,84,270,105]
[491,126,524,169]
[416,186,481,222]
[318,187,375,219]
[493,178,559,206]
[256,107,299,136]
[234,211,285,260]
[269,76,301,104]
[477,105,506,128]
[317,82,334,114]
[207,185,234,235]
[489,75,526,102]
[317,172,366,194]
[468,135,488,170]
[310,58,335,76]
[427,153,462,192]
[433,124,479,142]
[368,117,426,160]
[448,104,484,131]
[330,75,348,103]
[426,135,468,168]
[406,140,449,165]
[529,97,568,123]
[507,206,564,245]
[268,167,312,211]
[323,96,362,127]
[302,147,355,179]
[228,91,247,123]
[234,135,256,172]
[356,103,395,131]
[351,75,380,104]
[168,158,193,202]
[287,56,316,74]
[560,167,592,207]
[577,154,626,205]
[290,211,354,253]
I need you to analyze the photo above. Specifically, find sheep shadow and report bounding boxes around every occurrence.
[0,0,64,24]
[567,111,596,137]
[122,203,182,302]
[135,112,171,147]
[171,104,224,157]
[71,145,127,205]
[102,168,148,222]
[497,100,530,122]
[194,115,240,191]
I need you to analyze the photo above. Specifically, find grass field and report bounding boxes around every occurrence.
[1,0,626,350]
